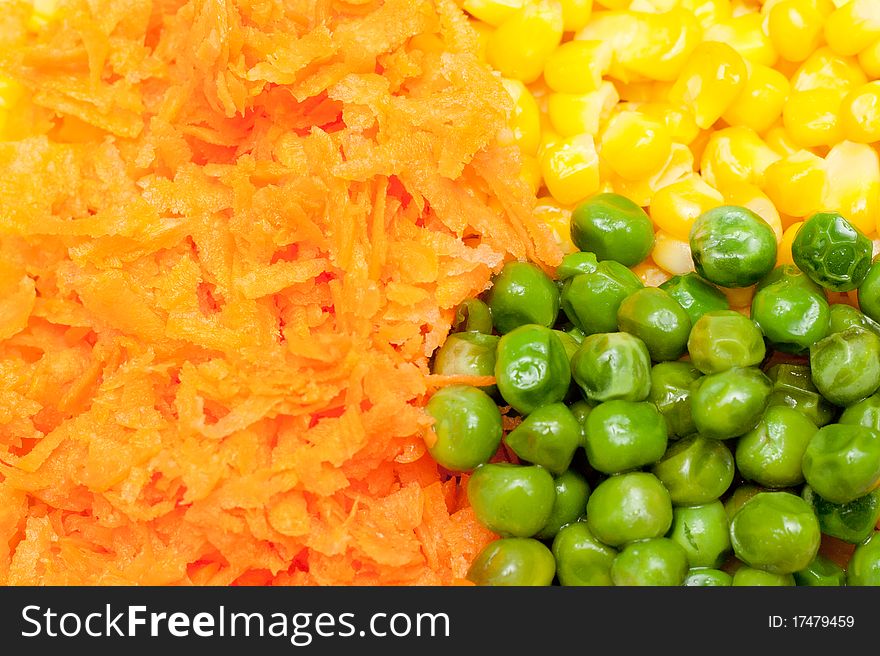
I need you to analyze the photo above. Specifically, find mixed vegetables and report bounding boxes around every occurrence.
[426,194,880,586]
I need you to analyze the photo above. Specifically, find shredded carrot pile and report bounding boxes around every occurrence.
[0,0,562,585]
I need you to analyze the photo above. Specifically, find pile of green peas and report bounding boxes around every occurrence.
[426,191,880,586]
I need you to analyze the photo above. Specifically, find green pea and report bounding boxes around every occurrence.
[686,310,766,374]
[560,262,644,335]
[723,484,766,520]
[659,272,730,327]
[690,366,772,440]
[467,463,556,537]
[756,263,825,295]
[668,501,732,569]
[616,287,692,361]
[556,251,599,281]
[802,485,880,545]
[651,435,735,505]
[610,537,689,586]
[750,280,830,354]
[431,332,499,396]
[570,192,655,267]
[570,331,652,403]
[466,537,556,586]
[648,361,701,439]
[424,385,503,473]
[586,472,673,547]
[793,554,847,586]
[569,399,593,449]
[810,326,880,407]
[495,324,571,415]
[683,568,733,586]
[584,400,668,474]
[828,302,880,339]
[847,531,880,586]
[802,423,880,504]
[451,298,493,334]
[735,405,817,488]
[792,211,873,292]
[551,521,617,586]
[504,402,581,475]
[731,566,795,586]
[535,469,592,540]
[765,363,837,427]
[839,391,880,430]
[689,205,777,288]
[729,491,821,574]
[486,261,560,334]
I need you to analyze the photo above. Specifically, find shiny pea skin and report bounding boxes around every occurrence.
[690,366,772,440]
[810,327,880,407]
[504,403,582,475]
[431,332,499,396]
[827,303,880,338]
[556,251,599,281]
[659,272,730,327]
[451,298,493,334]
[617,287,692,362]
[669,501,732,569]
[466,538,556,586]
[425,385,503,472]
[839,392,880,430]
[792,211,872,292]
[750,281,830,355]
[569,399,593,449]
[729,492,822,574]
[756,263,825,295]
[683,568,733,586]
[802,485,880,544]
[467,463,556,537]
[651,435,735,505]
[586,472,673,547]
[552,521,617,586]
[486,261,560,334]
[735,405,817,488]
[535,469,592,540]
[560,262,644,335]
[732,566,795,586]
[802,422,880,504]
[648,361,701,438]
[765,363,837,427]
[495,324,572,415]
[584,400,668,474]
[686,310,766,374]
[793,554,847,587]
[570,192,655,267]
[610,537,689,587]
[847,531,880,586]
[571,331,652,403]
[724,484,766,521]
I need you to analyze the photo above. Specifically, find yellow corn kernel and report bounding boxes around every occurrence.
[559,0,593,31]
[722,64,790,134]
[547,82,619,137]
[680,0,733,30]
[462,0,525,27]
[544,41,611,94]
[705,13,778,67]
[649,174,724,241]
[631,258,672,287]
[575,12,649,82]
[534,196,577,253]
[652,230,696,276]
[782,88,845,148]
[540,133,601,206]
[840,81,880,144]
[722,182,784,242]
[762,149,827,217]
[520,154,543,196]
[498,78,542,156]
[640,102,702,145]
[487,1,564,84]
[28,0,58,31]
[825,0,880,57]
[0,76,24,111]
[594,0,629,8]
[600,110,673,181]
[668,41,748,129]
[777,221,803,265]
[822,141,880,236]
[766,0,827,63]
[700,126,782,192]
[858,39,880,78]
[763,123,801,157]
[790,47,867,93]
[612,143,695,208]
[468,20,494,62]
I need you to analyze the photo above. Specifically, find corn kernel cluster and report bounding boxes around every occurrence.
[465,0,880,308]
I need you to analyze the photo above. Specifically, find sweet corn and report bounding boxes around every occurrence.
[763,123,801,157]
[543,40,611,94]
[705,13,778,67]
[547,82,618,136]
[789,47,867,93]
[722,182,784,242]
[631,258,672,287]
[822,141,880,236]
[777,221,803,265]
[487,1,564,83]
[652,230,696,275]
[520,153,543,195]
[534,196,577,253]
[668,41,748,129]
[782,88,845,148]
[612,143,695,208]
[640,102,701,145]
[463,0,525,27]
[0,75,24,141]
[840,81,880,144]
[859,39,880,78]
[540,132,600,205]
[766,0,828,63]
[824,0,880,58]
[600,110,673,181]
[498,78,542,155]
[28,0,58,31]
[763,149,827,217]
[681,0,733,30]
[649,174,724,241]
[558,0,594,31]
[700,126,781,192]
[722,63,790,134]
